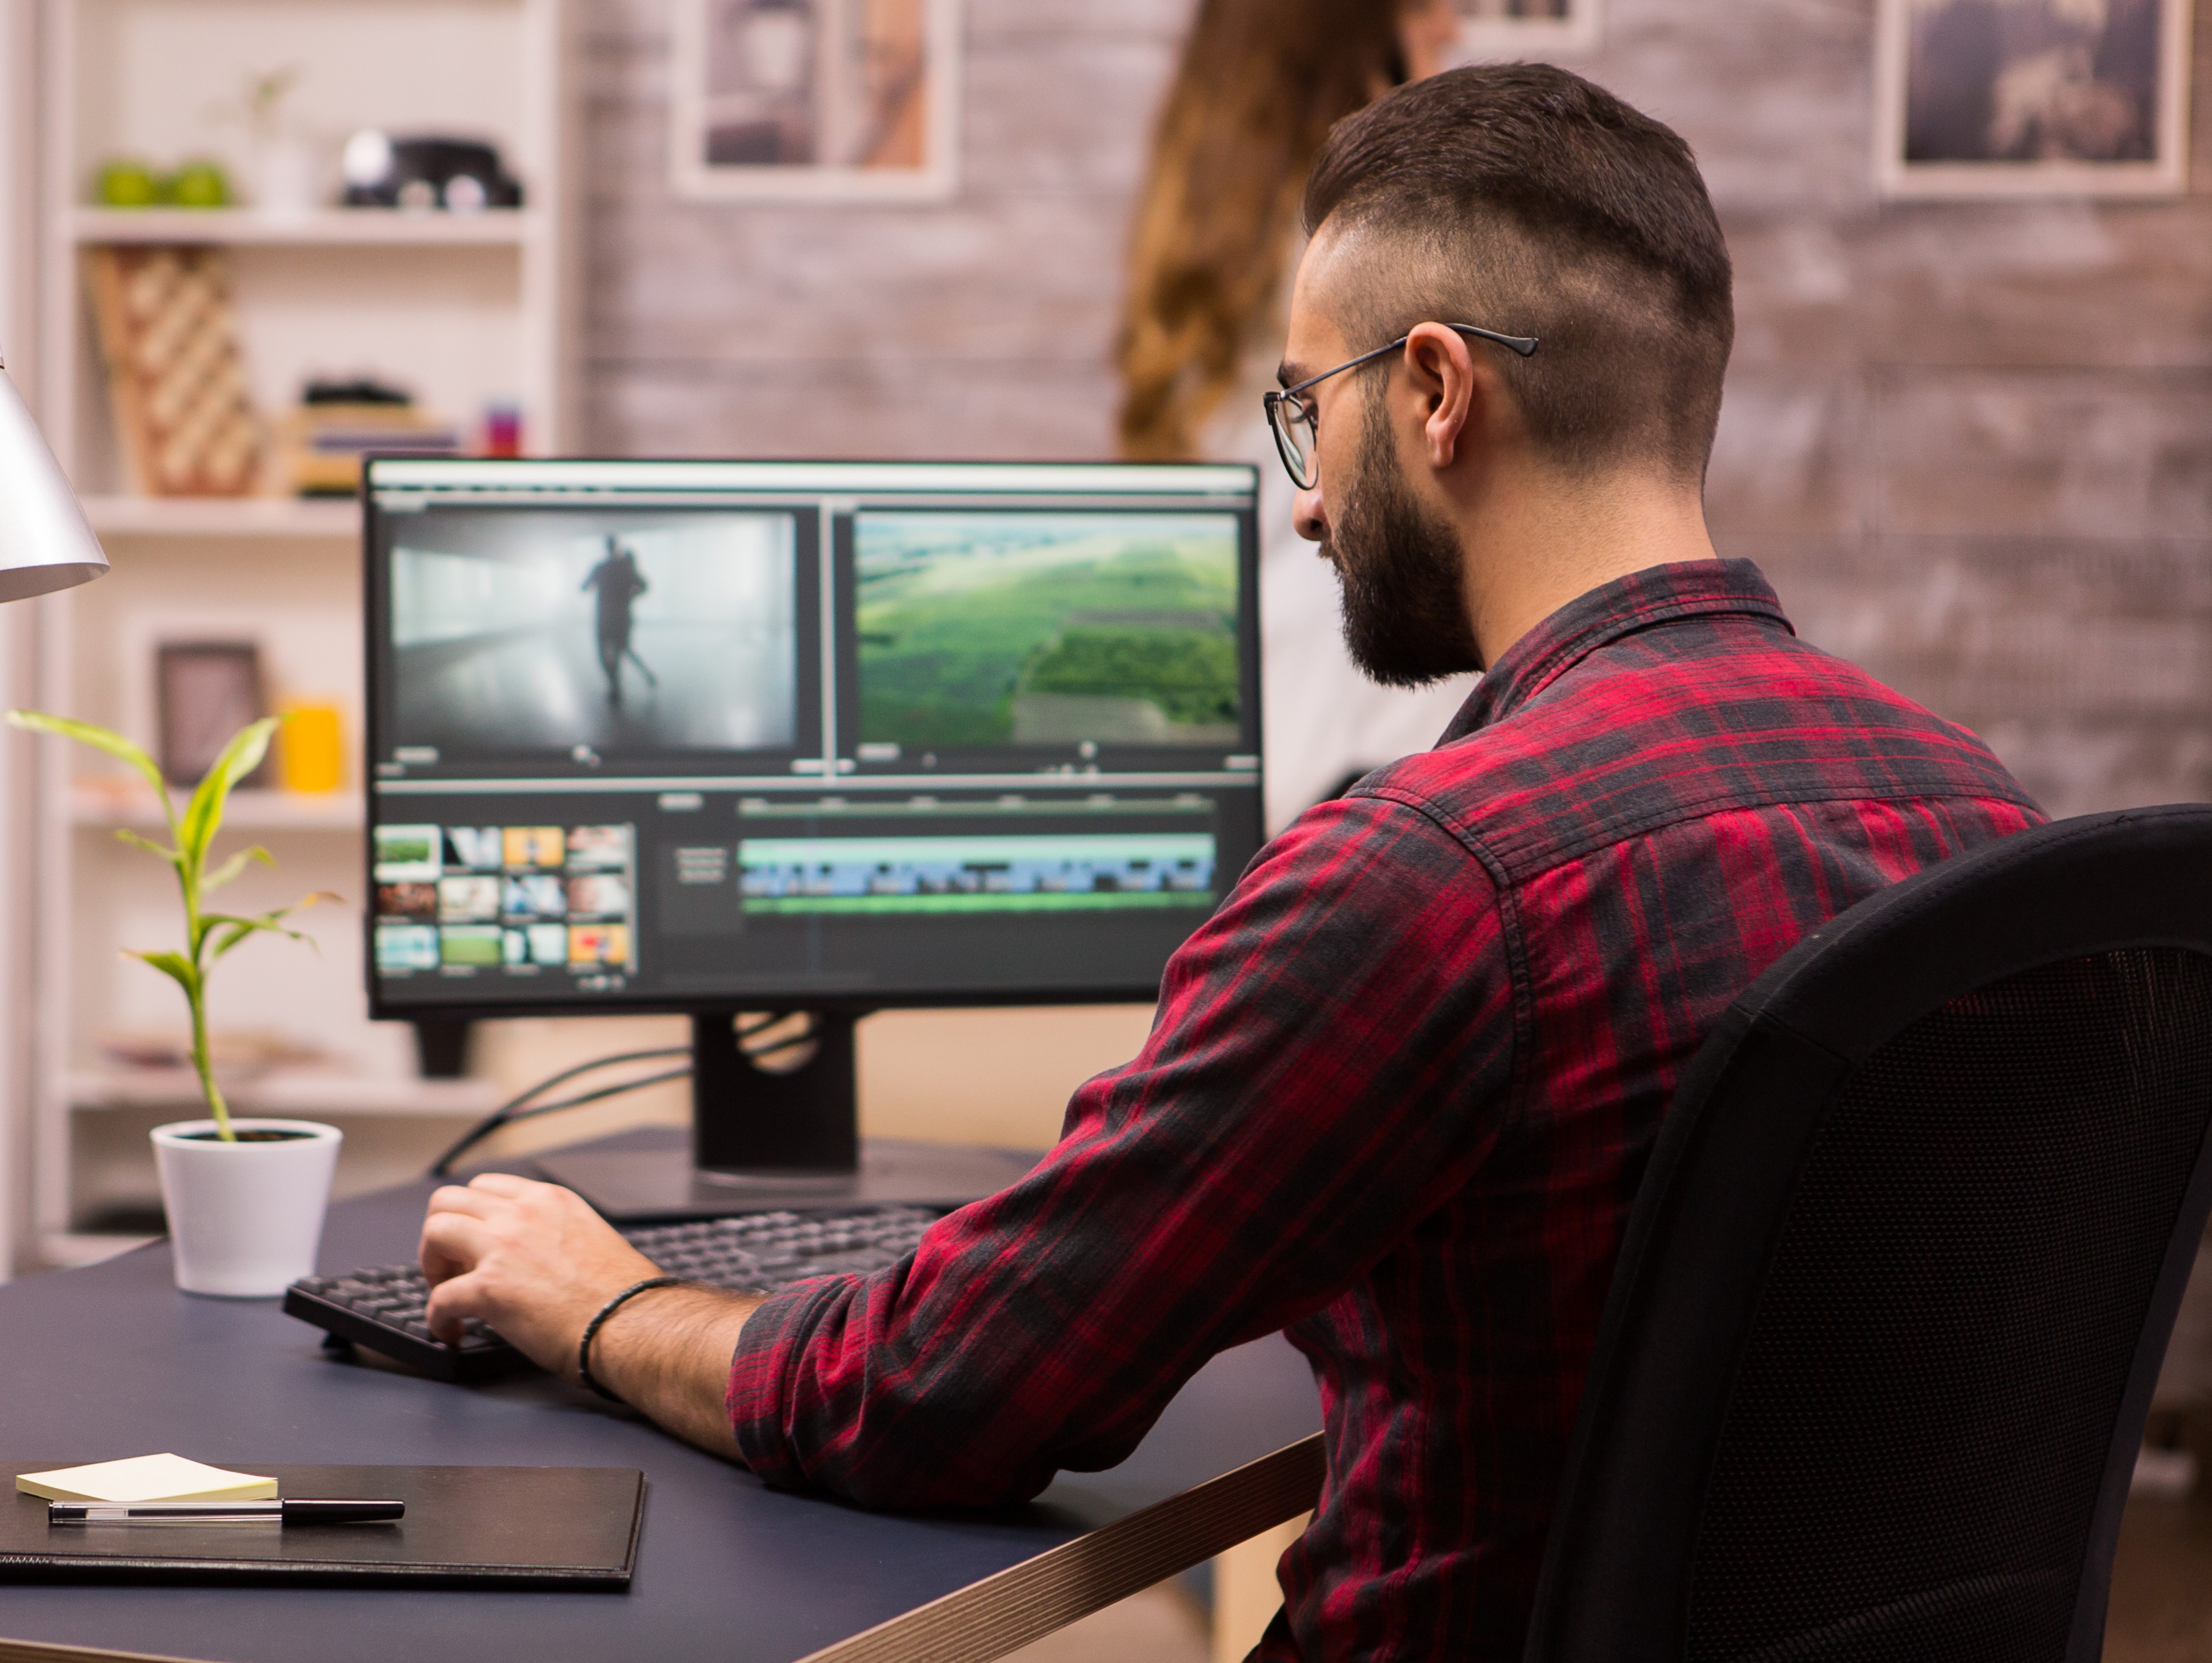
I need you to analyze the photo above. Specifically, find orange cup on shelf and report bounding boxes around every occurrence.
[278,702,345,794]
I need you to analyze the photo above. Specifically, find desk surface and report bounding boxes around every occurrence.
[0,1174,1321,1663]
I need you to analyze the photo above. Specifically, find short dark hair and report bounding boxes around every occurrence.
[1302,64,1733,484]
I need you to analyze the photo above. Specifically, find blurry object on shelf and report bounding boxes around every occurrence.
[671,0,958,202]
[95,159,160,208]
[483,400,522,459]
[280,377,460,497]
[89,158,233,209]
[237,65,317,218]
[167,160,232,209]
[1875,0,2192,197]
[1450,0,1603,57]
[98,1028,328,1082]
[83,246,263,497]
[156,641,269,789]
[278,700,346,794]
[341,131,523,211]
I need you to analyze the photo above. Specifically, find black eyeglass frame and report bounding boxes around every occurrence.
[1262,322,1540,490]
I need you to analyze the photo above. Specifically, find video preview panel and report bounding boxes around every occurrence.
[852,512,1244,755]
[383,508,805,763]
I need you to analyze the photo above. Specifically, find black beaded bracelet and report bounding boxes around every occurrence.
[577,1276,685,1404]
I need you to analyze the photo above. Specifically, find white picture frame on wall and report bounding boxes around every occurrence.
[1449,0,1604,61]
[670,0,961,203]
[1874,0,2193,197]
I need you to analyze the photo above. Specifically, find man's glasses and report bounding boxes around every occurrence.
[1261,323,1540,490]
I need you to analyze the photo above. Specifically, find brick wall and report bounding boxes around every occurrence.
[579,0,2212,816]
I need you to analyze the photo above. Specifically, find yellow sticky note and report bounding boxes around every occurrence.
[15,1455,277,1503]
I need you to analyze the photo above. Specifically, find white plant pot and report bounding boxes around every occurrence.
[151,1119,343,1298]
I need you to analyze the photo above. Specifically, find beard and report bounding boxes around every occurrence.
[1323,391,1483,687]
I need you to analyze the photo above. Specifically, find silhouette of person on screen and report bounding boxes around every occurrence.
[581,538,657,707]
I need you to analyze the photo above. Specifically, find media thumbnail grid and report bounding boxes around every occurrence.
[373,821,638,977]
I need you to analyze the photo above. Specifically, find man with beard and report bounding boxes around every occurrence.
[413,65,2042,1661]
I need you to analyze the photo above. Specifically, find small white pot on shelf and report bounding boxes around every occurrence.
[150,1119,343,1297]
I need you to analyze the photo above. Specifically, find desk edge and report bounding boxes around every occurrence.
[1,1637,197,1663]
[794,1431,1327,1663]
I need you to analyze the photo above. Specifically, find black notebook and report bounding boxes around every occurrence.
[0,1463,644,1589]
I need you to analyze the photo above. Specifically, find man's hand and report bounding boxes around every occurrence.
[419,1173,762,1457]
[420,1173,660,1374]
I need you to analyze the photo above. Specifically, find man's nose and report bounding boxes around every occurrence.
[1292,480,1327,544]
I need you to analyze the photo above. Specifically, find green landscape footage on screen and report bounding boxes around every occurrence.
[854,513,1242,751]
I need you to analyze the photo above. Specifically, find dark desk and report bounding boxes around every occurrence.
[0,1175,1322,1663]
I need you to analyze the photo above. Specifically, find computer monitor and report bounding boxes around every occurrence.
[363,457,1264,1216]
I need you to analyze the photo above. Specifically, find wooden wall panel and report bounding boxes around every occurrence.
[577,0,2212,816]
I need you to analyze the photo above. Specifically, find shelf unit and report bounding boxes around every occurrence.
[68,206,547,246]
[26,0,575,1269]
[80,494,359,539]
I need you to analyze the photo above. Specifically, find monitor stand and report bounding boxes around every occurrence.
[533,1011,1042,1223]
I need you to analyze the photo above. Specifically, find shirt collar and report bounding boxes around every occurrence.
[1440,558,1792,742]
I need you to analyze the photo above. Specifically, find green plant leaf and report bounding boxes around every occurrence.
[6,709,165,797]
[178,717,280,873]
[204,891,335,960]
[202,844,275,893]
[123,948,197,992]
[112,827,182,865]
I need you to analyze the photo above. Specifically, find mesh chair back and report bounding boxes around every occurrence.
[1525,808,2212,1663]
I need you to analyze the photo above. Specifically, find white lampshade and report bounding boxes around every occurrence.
[0,362,106,603]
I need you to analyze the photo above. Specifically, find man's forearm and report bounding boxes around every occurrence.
[591,1284,765,1457]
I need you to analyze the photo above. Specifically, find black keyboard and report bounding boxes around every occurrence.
[283,1205,939,1383]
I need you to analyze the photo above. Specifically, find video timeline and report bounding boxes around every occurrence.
[738,832,1218,915]
[374,822,638,982]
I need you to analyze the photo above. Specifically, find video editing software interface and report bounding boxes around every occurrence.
[364,459,1265,1016]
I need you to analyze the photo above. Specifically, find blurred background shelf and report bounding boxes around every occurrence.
[63,1068,496,1118]
[81,495,359,540]
[29,0,573,1257]
[71,207,543,247]
[69,783,365,832]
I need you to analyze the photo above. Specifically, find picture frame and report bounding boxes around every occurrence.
[1874,0,2193,199]
[1450,0,1604,61]
[669,0,961,203]
[155,641,270,789]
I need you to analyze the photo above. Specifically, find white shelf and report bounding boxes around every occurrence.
[70,784,364,832]
[28,0,573,1262]
[66,1069,499,1119]
[71,207,542,247]
[82,495,359,540]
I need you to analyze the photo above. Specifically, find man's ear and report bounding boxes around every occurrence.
[1400,323,1480,471]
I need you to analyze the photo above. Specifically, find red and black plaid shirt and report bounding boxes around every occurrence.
[727,560,2044,1660]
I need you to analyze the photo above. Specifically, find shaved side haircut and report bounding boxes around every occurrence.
[1303,63,1734,485]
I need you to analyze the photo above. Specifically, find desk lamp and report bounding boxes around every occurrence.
[0,360,107,601]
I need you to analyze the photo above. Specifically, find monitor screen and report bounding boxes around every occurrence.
[363,458,1265,1017]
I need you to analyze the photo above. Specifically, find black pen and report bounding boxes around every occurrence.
[48,1499,403,1525]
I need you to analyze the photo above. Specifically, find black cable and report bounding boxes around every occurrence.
[424,1023,826,1179]
[480,1067,694,1130]
[427,1046,689,1178]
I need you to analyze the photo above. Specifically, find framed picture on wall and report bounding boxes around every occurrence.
[1451,0,1604,60]
[1875,0,2194,197]
[155,642,269,789]
[670,0,961,202]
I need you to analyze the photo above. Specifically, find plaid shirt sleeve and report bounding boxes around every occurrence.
[726,791,1516,1508]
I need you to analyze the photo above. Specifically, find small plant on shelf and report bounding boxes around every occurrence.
[5,710,331,1142]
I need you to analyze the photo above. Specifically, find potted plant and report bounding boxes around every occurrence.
[7,708,341,1296]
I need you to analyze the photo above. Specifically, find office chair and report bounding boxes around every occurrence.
[1525,805,2212,1663]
